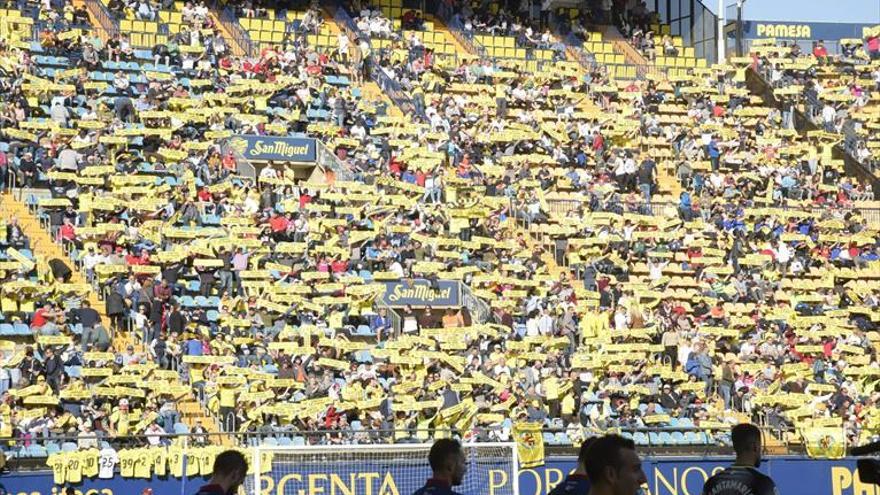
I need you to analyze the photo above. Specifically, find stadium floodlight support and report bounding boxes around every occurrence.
[735,0,747,57]
[717,0,726,64]
[249,442,519,495]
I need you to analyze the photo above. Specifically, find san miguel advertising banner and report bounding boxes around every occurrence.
[739,20,877,40]
[227,135,317,162]
[2,456,878,495]
[381,280,461,307]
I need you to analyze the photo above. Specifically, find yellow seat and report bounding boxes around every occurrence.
[503,37,514,48]
[171,12,182,23]
[144,22,157,33]
[159,10,169,21]
[696,58,707,68]
[272,31,283,43]
[132,20,144,31]
[240,18,251,29]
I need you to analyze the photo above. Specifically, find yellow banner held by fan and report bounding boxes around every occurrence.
[802,427,845,459]
[513,422,545,468]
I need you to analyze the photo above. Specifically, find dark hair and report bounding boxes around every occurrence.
[428,439,462,472]
[584,434,636,483]
[212,450,248,477]
[731,423,761,455]
[577,437,598,465]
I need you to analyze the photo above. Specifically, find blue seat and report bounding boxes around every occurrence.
[671,432,686,444]
[292,437,305,446]
[633,432,649,446]
[194,296,209,307]
[13,323,30,335]
[658,432,674,445]
[355,325,374,337]
[0,324,14,336]
[46,442,61,455]
[179,295,195,307]
[187,280,201,292]
[206,310,219,322]
[70,323,83,335]
[278,437,292,446]
[61,442,78,452]
[262,437,278,447]
[542,432,556,445]
[206,296,220,307]
[648,432,662,445]
[27,445,48,457]
[173,423,189,434]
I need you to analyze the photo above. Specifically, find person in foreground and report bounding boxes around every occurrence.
[584,434,647,495]
[550,437,597,495]
[194,450,248,495]
[412,438,468,495]
[702,423,778,495]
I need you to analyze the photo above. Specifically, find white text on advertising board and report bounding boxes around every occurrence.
[248,140,312,159]
[386,284,453,304]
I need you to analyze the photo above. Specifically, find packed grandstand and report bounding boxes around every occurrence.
[1,0,880,486]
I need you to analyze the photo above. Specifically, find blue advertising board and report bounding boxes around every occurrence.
[739,20,876,41]
[1,456,875,495]
[381,279,461,307]
[227,135,317,162]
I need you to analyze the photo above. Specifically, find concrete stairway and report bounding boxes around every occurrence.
[1,192,108,329]
[77,0,117,42]
[3,192,229,444]
[600,25,649,66]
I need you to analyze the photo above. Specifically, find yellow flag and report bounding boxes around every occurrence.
[514,422,545,468]
[802,427,846,459]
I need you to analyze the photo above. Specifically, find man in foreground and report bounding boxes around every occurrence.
[702,423,778,495]
[584,435,648,495]
[412,439,468,495]
[584,434,647,495]
[550,437,596,494]
[193,450,248,495]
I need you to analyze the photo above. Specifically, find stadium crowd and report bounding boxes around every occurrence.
[0,0,879,476]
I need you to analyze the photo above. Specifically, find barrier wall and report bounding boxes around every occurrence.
[2,456,876,495]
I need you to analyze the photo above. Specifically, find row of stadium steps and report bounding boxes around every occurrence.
[0,192,107,329]
[426,15,477,56]
[599,24,650,67]
[207,9,249,56]
[71,0,111,43]
[6,191,226,444]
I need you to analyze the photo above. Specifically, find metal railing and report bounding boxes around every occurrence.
[219,6,256,57]
[460,282,491,324]
[84,0,119,38]
[427,3,486,58]
[0,425,808,461]
[316,138,355,182]
[219,138,257,182]
[332,7,425,119]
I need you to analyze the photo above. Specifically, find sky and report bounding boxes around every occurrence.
[700,0,880,24]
